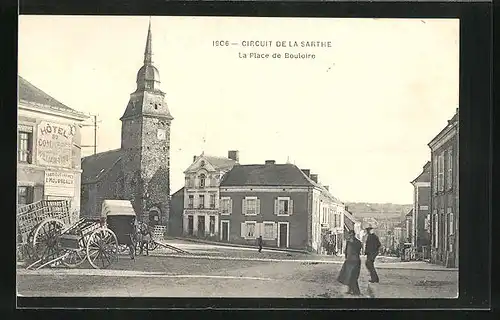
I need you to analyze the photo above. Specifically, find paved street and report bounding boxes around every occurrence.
[17,240,458,298]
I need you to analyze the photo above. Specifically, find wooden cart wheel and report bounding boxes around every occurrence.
[32,218,65,263]
[148,240,158,251]
[61,229,87,268]
[86,227,118,269]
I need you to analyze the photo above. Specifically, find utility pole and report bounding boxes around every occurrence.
[81,113,100,155]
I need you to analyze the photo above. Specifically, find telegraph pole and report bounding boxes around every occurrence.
[81,113,100,155]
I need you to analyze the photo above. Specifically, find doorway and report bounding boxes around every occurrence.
[187,215,194,235]
[221,220,229,241]
[149,209,160,226]
[278,222,289,248]
[198,216,205,237]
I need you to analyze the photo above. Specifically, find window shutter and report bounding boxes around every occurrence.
[229,198,233,214]
[273,223,278,239]
[274,198,278,215]
[289,199,294,215]
[240,223,246,238]
[242,199,247,215]
[256,199,261,215]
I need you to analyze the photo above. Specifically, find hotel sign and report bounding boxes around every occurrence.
[44,171,75,197]
[37,121,75,168]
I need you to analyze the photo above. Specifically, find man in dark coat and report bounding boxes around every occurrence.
[364,227,381,283]
[337,230,362,295]
[257,236,263,253]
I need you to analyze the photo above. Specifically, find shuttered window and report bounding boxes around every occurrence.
[275,197,293,216]
[447,148,453,190]
[263,222,276,240]
[241,221,257,239]
[242,197,260,215]
[433,210,438,248]
[432,157,438,194]
[220,197,232,215]
[18,131,33,163]
[438,152,445,192]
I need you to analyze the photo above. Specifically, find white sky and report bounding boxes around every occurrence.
[18,15,459,204]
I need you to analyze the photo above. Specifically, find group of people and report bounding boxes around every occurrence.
[128,220,154,259]
[337,227,381,296]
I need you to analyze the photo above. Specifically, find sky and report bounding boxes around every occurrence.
[18,16,459,204]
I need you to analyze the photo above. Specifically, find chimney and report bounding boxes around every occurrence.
[310,174,318,183]
[301,169,311,177]
[265,160,276,165]
[324,185,329,191]
[228,150,239,162]
[193,155,197,163]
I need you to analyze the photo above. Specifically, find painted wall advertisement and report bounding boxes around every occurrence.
[44,171,75,197]
[37,121,75,168]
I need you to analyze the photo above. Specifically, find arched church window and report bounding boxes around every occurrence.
[199,174,206,188]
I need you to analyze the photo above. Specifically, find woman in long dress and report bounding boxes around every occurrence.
[337,230,362,295]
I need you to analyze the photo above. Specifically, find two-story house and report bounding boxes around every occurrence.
[428,108,459,268]
[410,161,431,257]
[318,179,345,255]
[17,76,89,220]
[218,160,342,252]
[182,151,238,239]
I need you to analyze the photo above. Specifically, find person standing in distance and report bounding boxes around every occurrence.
[257,235,263,253]
[364,226,381,283]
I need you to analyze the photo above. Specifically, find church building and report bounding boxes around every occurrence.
[81,21,174,227]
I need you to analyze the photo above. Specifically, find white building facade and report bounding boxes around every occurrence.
[182,151,238,239]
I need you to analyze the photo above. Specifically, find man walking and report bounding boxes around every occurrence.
[257,235,263,253]
[364,226,381,283]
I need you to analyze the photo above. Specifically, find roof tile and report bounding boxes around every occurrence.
[220,164,314,187]
[18,76,85,116]
[81,149,123,184]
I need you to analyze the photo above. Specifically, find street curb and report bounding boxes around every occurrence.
[152,252,458,271]
[167,237,310,254]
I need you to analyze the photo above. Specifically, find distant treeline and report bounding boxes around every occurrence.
[345,202,413,220]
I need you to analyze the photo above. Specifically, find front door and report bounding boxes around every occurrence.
[187,215,194,235]
[198,216,205,237]
[149,209,160,226]
[221,221,229,241]
[278,223,288,248]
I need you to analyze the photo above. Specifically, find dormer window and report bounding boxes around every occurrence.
[199,174,206,188]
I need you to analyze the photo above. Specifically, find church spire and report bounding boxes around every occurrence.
[144,17,153,65]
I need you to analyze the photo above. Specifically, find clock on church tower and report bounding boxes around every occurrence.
[119,19,174,225]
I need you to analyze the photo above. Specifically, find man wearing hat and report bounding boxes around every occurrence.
[364,225,381,283]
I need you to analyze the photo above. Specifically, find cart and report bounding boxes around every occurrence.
[17,199,138,270]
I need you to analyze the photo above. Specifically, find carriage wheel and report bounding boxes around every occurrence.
[61,229,87,268]
[86,228,118,269]
[148,241,158,251]
[32,218,65,263]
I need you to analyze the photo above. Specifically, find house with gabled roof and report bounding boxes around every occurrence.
[17,76,89,219]
[181,151,238,239]
[218,160,344,252]
[428,108,459,268]
[410,161,431,251]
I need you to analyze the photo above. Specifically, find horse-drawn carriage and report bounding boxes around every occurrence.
[17,199,138,270]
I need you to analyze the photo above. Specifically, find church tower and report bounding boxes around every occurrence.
[120,20,173,225]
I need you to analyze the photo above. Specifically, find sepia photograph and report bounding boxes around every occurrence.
[17,15,459,299]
